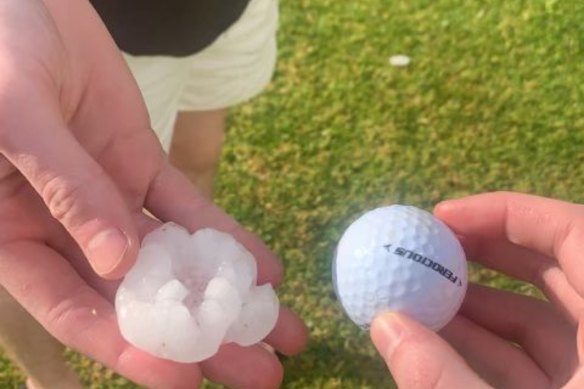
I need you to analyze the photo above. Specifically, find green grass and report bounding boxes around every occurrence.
[2,0,584,387]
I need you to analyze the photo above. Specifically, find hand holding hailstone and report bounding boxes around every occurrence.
[115,223,279,362]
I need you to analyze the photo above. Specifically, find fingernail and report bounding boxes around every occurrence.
[371,312,404,359]
[88,228,129,276]
[434,199,463,215]
[434,200,453,213]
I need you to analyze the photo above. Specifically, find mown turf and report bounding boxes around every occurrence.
[1,0,583,387]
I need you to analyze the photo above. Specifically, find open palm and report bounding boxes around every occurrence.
[0,1,307,388]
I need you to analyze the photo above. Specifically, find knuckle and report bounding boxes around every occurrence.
[41,167,105,226]
[43,285,97,340]
[42,174,86,223]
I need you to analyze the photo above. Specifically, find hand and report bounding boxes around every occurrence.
[0,1,307,388]
[370,192,583,388]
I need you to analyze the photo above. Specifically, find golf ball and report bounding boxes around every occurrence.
[333,205,468,331]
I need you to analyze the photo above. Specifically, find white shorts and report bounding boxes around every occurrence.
[123,0,279,151]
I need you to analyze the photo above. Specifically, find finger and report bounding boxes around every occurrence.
[441,315,548,389]
[0,89,138,279]
[460,236,584,324]
[370,312,491,389]
[50,221,309,358]
[48,212,308,384]
[564,368,584,389]
[45,211,166,302]
[434,191,584,297]
[201,343,283,389]
[264,306,309,356]
[145,164,283,285]
[0,241,202,389]
[461,284,578,382]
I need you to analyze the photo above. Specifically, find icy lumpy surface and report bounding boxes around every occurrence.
[115,223,279,363]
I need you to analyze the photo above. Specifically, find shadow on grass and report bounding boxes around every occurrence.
[282,331,396,388]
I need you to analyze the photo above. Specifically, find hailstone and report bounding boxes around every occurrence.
[115,223,280,363]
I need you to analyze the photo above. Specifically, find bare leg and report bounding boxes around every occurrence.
[169,109,227,200]
[0,287,83,389]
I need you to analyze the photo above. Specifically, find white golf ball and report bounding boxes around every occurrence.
[333,205,468,331]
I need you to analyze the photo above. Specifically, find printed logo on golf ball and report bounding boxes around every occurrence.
[333,205,468,331]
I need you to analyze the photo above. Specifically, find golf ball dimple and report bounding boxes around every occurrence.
[333,205,468,331]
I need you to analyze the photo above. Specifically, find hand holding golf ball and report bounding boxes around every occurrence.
[368,193,583,389]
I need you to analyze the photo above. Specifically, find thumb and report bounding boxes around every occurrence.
[370,312,491,389]
[0,91,138,279]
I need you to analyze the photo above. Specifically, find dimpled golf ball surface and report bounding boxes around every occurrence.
[333,205,468,330]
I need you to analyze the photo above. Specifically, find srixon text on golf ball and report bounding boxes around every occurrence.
[115,223,279,363]
[384,245,462,286]
[333,205,468,331]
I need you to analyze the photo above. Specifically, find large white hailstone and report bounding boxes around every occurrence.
[115,223,280,363]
